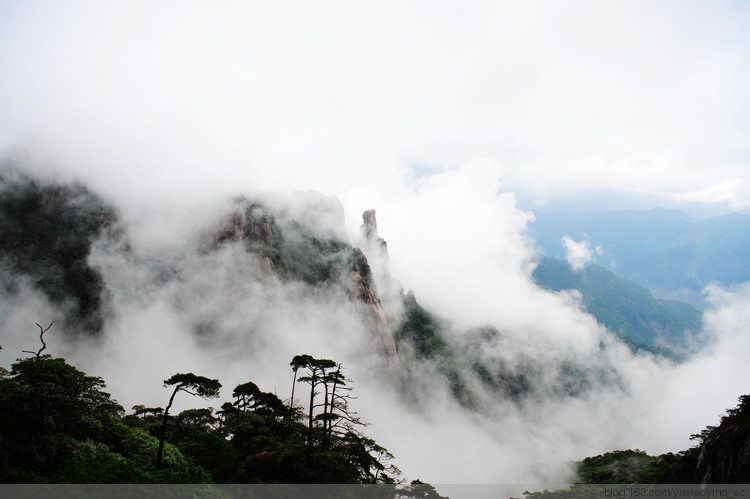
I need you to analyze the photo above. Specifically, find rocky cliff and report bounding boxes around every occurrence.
[353,212,403,371]
[0,166,121,335]
[695,395,750,483]
[361,209,388,256]
[214,197,404,372]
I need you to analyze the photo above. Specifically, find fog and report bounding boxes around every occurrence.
[2,0,750,488]
[2,162,750,487]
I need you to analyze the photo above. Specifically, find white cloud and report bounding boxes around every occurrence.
[2,165,750,485]
[1,1,750,211]
[562,235,594,270]
[2,0,750,487]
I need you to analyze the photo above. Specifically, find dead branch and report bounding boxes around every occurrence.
[22,321,55,359]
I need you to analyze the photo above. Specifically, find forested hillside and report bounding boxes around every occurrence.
[521,393,750,497]
[530,209,750,309]
[2,163,746,489]
[533,257,703,357]
[0,325,442,495]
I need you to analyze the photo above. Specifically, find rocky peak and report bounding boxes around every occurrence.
[219,199,276,246]
[213,198,405,374]
[214,198,287,276]
[361,209,387,256]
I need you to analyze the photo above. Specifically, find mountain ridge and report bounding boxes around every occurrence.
[530,208,750,309]
[532,257,704,358]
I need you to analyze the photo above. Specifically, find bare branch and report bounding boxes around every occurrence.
[23,321,55,359]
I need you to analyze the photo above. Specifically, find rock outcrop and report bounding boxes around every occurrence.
[214,198,289,276]
[348,246,403,371]
[361,209,388,256]
[215,200,405,373]
[695,395,750,483]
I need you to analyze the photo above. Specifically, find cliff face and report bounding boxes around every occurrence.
[214,198,287,276]
[353,213,403,372]
[214,199,404,371]
[695,395,750,484]
[361,209,388,256]
[0,163,407,369]
[0,167,121,335]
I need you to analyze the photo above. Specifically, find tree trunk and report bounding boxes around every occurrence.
[288,367,298,421]
[308,372,316,433]
[328,368,340,441]
[322,377,330,448]
[157,386,180,468]
[236,395,241,439]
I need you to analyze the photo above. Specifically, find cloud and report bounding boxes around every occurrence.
[562,235,594,270]
[2,0,750,488]
[3,162,750,486]
[1,1,750,211]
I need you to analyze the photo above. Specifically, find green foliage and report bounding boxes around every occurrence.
[163,373,222,399]
[157,373,222,468]
[0,345,416,486]
[55,452,149,484]
[533,257,703,357]
[233,381,261,400]
[291,354,315,369]
[520,485,611,499]
[55,451,210,484]
[395,292,449,359]
[347,248,373,288]
[576,450,661,484]
[399,479,451,498]
[394,292,475,405]
[578,397,750,485]
[112,423,188,472]
[523,394,750,499]
[531,209,750,310]
[690,394,750,483]
[286,232,352,285]
[212,355,403,484]
[0,355,123,481]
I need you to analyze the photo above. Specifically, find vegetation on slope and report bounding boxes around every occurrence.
[0,326,436,489]
[393,292,620,405]
[530,208,750,308]
[394,291,475,406]
[520,395,750,498]
[533,257,703,357]
[213,196,361,287]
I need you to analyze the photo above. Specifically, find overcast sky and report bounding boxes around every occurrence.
[1,0,749,216]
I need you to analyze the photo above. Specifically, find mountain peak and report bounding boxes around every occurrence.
[361,209,388,256]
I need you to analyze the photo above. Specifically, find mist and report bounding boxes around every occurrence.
[2,0,750,489]
[3,160,750,488]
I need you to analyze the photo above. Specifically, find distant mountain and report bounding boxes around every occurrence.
[532,257,703,357]
[0,166,121,335]
[0,164,636,408]
[529,208,750,308]
[0,168,406,369]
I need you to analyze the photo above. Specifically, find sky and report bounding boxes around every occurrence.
[1,1,750,214]
[2,0,750,489]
